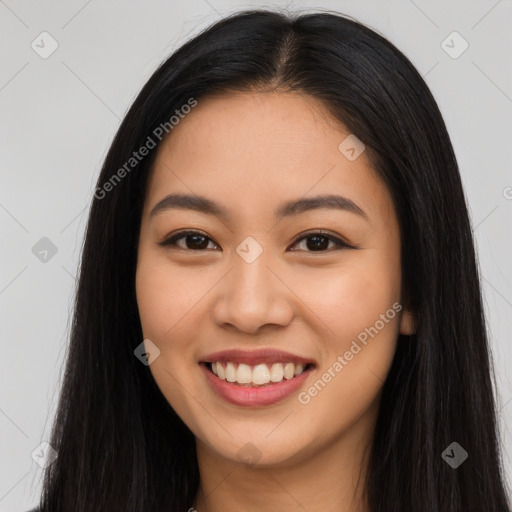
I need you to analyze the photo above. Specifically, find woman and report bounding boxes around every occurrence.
[33,8,511,512]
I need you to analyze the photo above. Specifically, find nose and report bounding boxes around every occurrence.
[211,246,294,335]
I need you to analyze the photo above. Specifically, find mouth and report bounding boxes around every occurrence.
[198,349,316,407]
[202,361,315,387]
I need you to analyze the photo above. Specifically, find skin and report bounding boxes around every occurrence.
[135,90,415,512]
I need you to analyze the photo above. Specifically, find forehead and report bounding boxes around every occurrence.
[155,91,350,169]
[144,91,391,223]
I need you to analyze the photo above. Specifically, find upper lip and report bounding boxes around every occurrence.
[200,348,316,366]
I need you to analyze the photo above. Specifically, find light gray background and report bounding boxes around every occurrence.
[1,1,511,510]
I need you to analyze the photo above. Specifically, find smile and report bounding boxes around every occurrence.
[207,361,312,386]
[199,348,316,407]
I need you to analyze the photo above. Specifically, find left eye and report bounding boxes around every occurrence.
[290,232,348,252]
[159,230,350,252]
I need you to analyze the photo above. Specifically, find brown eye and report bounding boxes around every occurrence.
[159,231,219,251]
[289,232,349,252]
[159,230,351,253]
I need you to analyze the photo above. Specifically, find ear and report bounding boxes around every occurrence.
[399,309,416,335]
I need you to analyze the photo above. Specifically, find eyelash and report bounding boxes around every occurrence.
[158,229,353,253]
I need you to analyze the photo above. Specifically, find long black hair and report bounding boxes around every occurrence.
[38,8,511,511]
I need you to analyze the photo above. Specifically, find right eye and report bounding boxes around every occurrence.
[158,230,220,251]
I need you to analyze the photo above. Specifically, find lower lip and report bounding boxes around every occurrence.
[200,363,314,407]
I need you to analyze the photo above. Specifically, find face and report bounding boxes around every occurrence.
[135,91,415,468]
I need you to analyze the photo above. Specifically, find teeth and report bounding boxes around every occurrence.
[236,363,252,384]
[270,363,284,382]
[283,362,294,379]
[225,362,237,382]
[209,361,309,386]
[253,364,270,385]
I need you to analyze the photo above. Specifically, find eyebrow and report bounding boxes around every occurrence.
[149,193,368,221]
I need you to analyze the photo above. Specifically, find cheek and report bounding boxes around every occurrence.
[135,255,208,428]
[292,248,401,413]
[135,254,204,343]
[296,248,402,345]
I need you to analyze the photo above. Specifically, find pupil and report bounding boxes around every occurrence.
[307,236,328,251]
[187,235,208,250]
